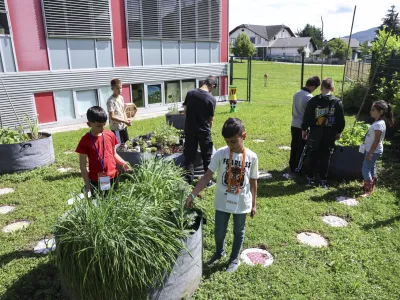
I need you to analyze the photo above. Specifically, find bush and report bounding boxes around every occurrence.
[340,81,372,114]
[338,121,370,146]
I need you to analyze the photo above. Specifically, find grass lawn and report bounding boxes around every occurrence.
[1,61,400,299]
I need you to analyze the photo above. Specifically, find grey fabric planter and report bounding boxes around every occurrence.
[329,146,364,180]
[166,113,186,130]
[0,132,55,174]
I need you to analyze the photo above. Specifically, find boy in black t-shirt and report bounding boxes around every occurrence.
[183,75,218,184]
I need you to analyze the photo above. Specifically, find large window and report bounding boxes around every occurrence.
[132,84,145,107]
[48,39,113,70]
[146,84,163,105]
[165,81,181,103]
[182,79,196,100]
[0,2,16,72]
[126,0,221,42]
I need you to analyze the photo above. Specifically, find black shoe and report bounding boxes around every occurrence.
[226,259,241,273]
[207,252,226,267]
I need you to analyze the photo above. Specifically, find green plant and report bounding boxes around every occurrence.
[0,127,28,144]
[231,33,256,61]
[152,123,180,147]
[338,122,370,146]
[340,80,371,113]
[24,114,41,140]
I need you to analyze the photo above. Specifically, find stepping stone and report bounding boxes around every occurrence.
[2,220,30,233]
[0,188,14,196]
[34,238,56,254]
[297,232,328,247]
[336,196,359,206]
[241,248,274,267]
[259,171,272,179]
[57,167,73,173]
[253,139,265,143]
[279,146,291,151]
[322,216,348,227]
[64,151,74,155]
[0,206,15,215]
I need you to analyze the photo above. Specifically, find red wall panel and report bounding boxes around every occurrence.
[8,0,50,71]
[34,92,56,124]
[111,0,129,67]
[220,76,228,96]
[122,85,131,103]
[220,0,229,63]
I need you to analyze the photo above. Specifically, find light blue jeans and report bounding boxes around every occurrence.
[214,210,247,262]
[362,152,381,181]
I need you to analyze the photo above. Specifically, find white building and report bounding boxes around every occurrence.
[269,37,317,58]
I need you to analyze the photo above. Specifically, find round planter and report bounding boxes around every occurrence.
[0,132,55,174]
[166,113,186,131]
[329,146,364,180]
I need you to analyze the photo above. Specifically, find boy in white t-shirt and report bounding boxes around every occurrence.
[186,118,258,273]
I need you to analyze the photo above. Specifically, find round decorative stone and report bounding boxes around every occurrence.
[34,238,56,254]
[2,220,31,233]
[297,232,328,247]
[0,188,14,196]
[258,171,273,180]
[279,146,291,151]
[241,248,274,267]
[253,139,265,143]
[0,205,15,215]
[322,216,348,227]
[336,196,359,206]
[57,167,73,173]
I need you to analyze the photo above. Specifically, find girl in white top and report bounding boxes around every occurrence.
[360,100,394,197]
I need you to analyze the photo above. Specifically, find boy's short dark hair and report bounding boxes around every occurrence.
[204,75,218,88]
[87,106,108,123]
[222,118,245,138]
[321,78,334,90]
[111,78,122,88]
[305,76,321,88]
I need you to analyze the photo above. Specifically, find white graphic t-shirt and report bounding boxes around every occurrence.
[107,95,126,131]
[208,146,259,214]
[364,120,386,154]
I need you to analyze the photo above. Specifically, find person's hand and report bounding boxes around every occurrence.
[123,163,131,172]
[185,196,193,208]
[250,207,256,218]
[302,130,309,140]
[84,185,91,197]
[335,133,341,140]
[366,152,373,161]
[126,120,132,126]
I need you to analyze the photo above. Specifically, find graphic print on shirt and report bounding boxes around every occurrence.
[222,158,252,193]
[315,106,335,126]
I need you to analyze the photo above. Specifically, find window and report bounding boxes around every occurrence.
[54,90,75,121]
[165,81,181,103]
[0,3,16,72]
[147,84,163,105]
[163,41,179,65]
[128,41,142,66]
[132,84,145,107]
[75,90,98,117]
[181,42,195,65]
[210,43,220,63]
[126,0,221,42]
[256,36,261,45]
[197,42,210,64]
[42,0,112,39]
[231,38,235,44]
[182,79,196,100]
[48,39,113,70]
[0,11,9,35]
[143,40,162,66]
[99,86,111,113]
[250,37,256,44]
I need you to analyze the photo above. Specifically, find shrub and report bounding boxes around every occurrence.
[340,81,372,114]
[338,122,370,147]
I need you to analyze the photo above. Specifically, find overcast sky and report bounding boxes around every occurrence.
[229,0,396,39]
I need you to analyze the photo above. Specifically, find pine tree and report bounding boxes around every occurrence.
[377,5,400,36]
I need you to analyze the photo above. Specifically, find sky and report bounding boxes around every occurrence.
[229,0,396,39]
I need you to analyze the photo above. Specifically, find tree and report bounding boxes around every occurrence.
[377,5,400,36]
[323,39,348,60]
[231,33,256,62]
[359,41,371,58]
[296,24,323,49]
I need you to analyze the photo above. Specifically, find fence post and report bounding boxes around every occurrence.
[357,62,361,81]
[229,56,233,85]
[300,52,305,89]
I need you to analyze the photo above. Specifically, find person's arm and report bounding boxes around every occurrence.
[109,111,130,126]
[301,99,314,140]
[185,169,214,208]
[112,141,130,171]
[208,116,214,128]
[250,178,257,218]
[335,100,346,139]
[79,154,91,193]
[366,130,382,161]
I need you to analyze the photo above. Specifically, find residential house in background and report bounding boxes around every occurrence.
[328,38,360,61]
[229,24,295,58]
[0,0,229,129]
[268,37,317,58]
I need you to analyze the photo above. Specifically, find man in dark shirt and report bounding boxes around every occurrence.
[183,75,218,184]
[301,78,345,188]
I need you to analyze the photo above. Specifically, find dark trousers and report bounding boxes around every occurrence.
[307,132,335,180]
[289,127,306,172]
[184,132,213,184]
[112,127,129,144]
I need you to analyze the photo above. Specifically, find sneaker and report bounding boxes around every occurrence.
[206,180,216,188]
[320,180,329,188]
[306,177,315,185]
[226,259,241,273]
[207,252,226,267]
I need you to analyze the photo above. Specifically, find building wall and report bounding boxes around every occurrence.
[229,28,269,47]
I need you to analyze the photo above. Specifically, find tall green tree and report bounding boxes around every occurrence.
[231,33,256,62]
[377,5,400,36]
[296,24,323,49]
[359,41,371,58]
[323,39,348,60]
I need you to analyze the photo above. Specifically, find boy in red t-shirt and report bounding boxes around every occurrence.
[76,106,130,195]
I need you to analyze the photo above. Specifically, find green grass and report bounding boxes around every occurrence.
[1,61,400,299]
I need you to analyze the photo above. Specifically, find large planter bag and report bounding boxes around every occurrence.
[166,113,186,131]
[329,146,364,180]
[0,132,55,174]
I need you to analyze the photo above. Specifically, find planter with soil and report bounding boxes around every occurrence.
[166,111,186,131]
[0,130,55,174]
[328,146,364,180]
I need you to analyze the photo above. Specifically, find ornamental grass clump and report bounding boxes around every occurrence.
[55,159,200,300]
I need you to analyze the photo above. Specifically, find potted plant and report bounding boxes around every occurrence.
[329,122,369,180]
[166,100,185,130]
[56,159,204,300]
[0,116,55,174]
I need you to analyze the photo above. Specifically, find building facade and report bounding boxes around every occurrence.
[0,0,229,128]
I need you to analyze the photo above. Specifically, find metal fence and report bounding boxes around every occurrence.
[345,61,371,82]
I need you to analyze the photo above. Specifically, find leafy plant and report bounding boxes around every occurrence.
[55,158,201,300]
[0,127,28,144]
[338,122,370,146]
[24,115,41,140]
[152,123,180,147]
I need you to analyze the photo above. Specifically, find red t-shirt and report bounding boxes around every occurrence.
[76,130,119,181]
